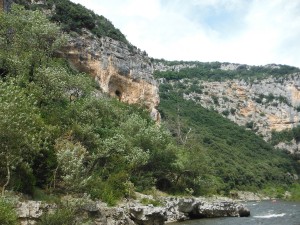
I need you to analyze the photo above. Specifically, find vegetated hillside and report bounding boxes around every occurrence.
[154,59,300,81]
[154,61,300,159]
[1,2,299,206]
[156,62,300,196]
[0,5,178,204]
[13,0,131,46]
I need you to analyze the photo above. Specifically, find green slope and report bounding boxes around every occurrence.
[158,77,299,195]
[13,0,131,46]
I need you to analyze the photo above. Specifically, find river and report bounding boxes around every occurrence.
[170,200,300,225]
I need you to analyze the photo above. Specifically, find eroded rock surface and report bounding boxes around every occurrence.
[60,30,160,121]
[16,201,57,225]
[15,196,249,225]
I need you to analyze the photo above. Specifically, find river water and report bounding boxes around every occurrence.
[171,200,300,225]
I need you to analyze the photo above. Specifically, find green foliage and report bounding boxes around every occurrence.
[158,82,297,195]
[154,60,300,81]
[140,198,162,206]
[255,93,291,106]
[0,4,65,78]
[55,139,88,190]
[85,173,128,206]
[18,0,131,46]
[222,110,230,116]
[230,108,236,115]
[271,126,300,146]
[37,208,75,225]
[211,95,219,105]
[289,183,300,201]
[0,198,18,225]
[2,2,298,202]
[245,121,255,129]
[261,185,287,199]
[0,80,46,194]
[188,83,203,94]
[0,5,178,201]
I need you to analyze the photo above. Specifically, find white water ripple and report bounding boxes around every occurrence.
[254,213,286,218]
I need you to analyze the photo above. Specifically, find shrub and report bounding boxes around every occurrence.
[230,108,236,115]
[140,198,162,206]
[85,172,128,206]
[289,183,300,201]
[37,208,75,225]
[222,110,230,116]
[0,198,18,225]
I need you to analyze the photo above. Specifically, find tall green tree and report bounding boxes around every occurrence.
[0,80,46,195]
[0,4,65,78]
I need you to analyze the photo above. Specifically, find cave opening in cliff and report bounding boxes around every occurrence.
[115,90,122,100]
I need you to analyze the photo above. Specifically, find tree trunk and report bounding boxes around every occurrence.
[2,161,10,196]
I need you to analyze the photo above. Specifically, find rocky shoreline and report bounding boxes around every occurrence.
[15,195,250,225]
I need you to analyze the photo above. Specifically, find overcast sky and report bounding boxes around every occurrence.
[70,0,300,68]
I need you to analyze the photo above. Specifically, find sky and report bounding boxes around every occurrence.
[70,0,300,68]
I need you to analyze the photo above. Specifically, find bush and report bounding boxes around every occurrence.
[222,110,230,116]
[85,172,128,206]
[0,198,18,225]
[289,183,300,201]
[37,208,75,225]
[140,198,162,206]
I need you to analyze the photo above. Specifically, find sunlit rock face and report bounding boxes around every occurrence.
[184,77,300,134]
[60,30,160,121]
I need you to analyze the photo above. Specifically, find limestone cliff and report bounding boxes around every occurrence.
[60,31,160,121]
[183,76,300,136]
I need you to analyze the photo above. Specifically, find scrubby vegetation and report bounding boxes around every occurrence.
[271,126,300,146]
[158,84,299,195]
[37,208,76,225]
[14,0,130,45]
[0,198,18,225]
[154,60,300,81]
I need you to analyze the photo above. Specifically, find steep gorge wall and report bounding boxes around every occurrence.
[155,61,300,157]
[61,30,160,121]
[183,76,300,157]
[184,76,300,134]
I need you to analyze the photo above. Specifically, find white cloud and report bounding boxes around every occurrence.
[70,0,300,67]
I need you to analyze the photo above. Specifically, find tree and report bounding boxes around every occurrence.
[54,138,88,190]
[0,81,46,195]
[0,4,66,78]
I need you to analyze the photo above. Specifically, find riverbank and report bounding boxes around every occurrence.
[10,193,250,225]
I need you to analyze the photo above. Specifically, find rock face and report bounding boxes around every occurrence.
[15,197,249,225]
[16,201,57,225]
[60,30,160,121]
[183,75,300,136]
[184,75,300,157]
[162,197,250,222]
